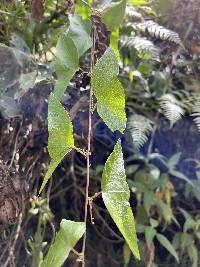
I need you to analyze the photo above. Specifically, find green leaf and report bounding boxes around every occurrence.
[101,141,140,259]
[56,34,79,69]
[91,48,126,133]
[184,218,195,233]
[128,0,149,5]
[54,61,77,100]
[144,191,155,215]
[53,16,92,99]
[150,218,159,228]
[68,15,92,57]
[41,220,85,267]
[40,94,74,193]
[145,226,156,248]
[155,198,175,223]
[168,152,182,169]
[16,71,37,99]
[123,242,131,266]
[54,34,79,99]
[170,169,194,187]
[102,0,126,31]
[75,0,92,19]
[156,233,179,262]
[187,244,198,267]
[181,233,194,248]
[110,29,120,60]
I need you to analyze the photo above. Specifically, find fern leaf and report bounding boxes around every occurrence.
[124,36,160,61]
[191,101,200,131]
[160,94,184,125]
[134,20,183,46]
[127,114,153,149]
[125,6,142,20]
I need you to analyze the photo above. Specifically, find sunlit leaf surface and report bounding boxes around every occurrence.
[40,94,74,193]
[101,141,140,259]
[41,220,85,267]
[91,48,126,133]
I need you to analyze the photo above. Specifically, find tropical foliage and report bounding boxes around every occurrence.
[0,0,200,267]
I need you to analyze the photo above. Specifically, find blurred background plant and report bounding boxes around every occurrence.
[0,0,200,266]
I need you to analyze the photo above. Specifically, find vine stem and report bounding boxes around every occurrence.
[81,25,96,267]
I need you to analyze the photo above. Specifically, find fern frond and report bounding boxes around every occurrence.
[191,101,200,130]
[127,114,154,149]
[125,6,142,21]
[160,94,185,125]
[124,36,160,61]
[134,20,183,46]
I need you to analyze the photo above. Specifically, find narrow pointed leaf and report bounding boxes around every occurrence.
[156,233,179,262]
[40,94,74,193]
[102,0,126,31]
[41,220,85,267]
[91,48,126,133]
[68,15,92,57]
[128,0,149,5]
[101,141,140,259]
[110,29,120,60]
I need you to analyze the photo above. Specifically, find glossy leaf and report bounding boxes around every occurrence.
[91,48,126,133]
[68,15,92,57]
[40,94,74,193]
[156,233,179,262]
[101,141,140,259]
[41,220,85,267]
[102,0,126,31]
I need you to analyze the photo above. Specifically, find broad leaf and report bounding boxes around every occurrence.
[102,0,126,31]
[54,16,91,99]
[56,34,79,69]
[68,15,92,57]
[91,48,126,133]
[156,233,179,262]
[54,34,78,99]
[41,220,85,267]
[75,0,92,19]
[101,141,140,259]
[40,94,74,193]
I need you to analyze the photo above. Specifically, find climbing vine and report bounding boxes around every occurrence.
[39,2,140,266]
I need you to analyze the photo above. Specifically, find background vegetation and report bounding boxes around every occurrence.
[0,0,200,266]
